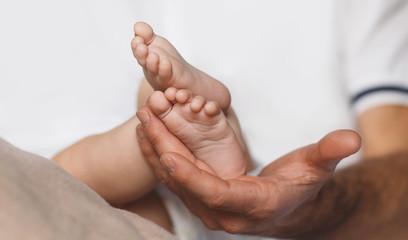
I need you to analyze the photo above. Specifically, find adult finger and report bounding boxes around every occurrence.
[311,129,361,169]
[137,106,215,174]
[136,124,171,184]
[288,129,362,179]
[161,152,275,219]
[137,106,195,160]
[136,118,223,229]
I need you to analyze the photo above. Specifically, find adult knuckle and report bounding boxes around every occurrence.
[174,172,191,185]
[249,203,275,220]
[201,217,221,231]
[221,218,255,234]
[155,169,170,184]
[149,134,161,146]
[205,221,221,231]
[207,191,227,209]
[221,221,242,234]
[295,165,322,185]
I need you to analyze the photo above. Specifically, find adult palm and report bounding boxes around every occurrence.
[136,106,361,238]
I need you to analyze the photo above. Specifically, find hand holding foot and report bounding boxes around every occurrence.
[146,87,246,179]
[132,22,231,112]
[136,108,361,237]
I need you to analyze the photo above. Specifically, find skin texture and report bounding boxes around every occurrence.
[357,105,408,159]
[52,115,156,206]
[52,79,252,233]
[52,19,408,239]
[132,22,231,112]
[137,104,408,239]
[147,88,247,179]
[53,18,240,207]
[301,152,408,240]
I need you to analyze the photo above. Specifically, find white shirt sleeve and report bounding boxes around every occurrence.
[338,0,408,114]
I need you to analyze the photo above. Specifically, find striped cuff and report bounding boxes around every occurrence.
[350,85,408,115]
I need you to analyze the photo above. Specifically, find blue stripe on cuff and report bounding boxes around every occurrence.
[351,85,408,105]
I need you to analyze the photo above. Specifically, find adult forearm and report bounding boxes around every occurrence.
[282,105,408,239]
[358,105,408,159]
[280,153,408,240]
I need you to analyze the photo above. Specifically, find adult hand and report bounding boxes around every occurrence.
[136,106,361,237]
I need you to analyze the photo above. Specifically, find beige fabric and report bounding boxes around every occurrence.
[0,138,177,240]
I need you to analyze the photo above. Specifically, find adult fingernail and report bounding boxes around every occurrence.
[136,111,150,127]
[161,157,175,174]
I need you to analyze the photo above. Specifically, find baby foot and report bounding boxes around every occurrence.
[147,88,246,179]
[132,22,231,112]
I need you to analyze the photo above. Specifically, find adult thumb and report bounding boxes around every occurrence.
[310,129,361,170]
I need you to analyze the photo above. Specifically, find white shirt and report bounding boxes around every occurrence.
[153,0,408,169]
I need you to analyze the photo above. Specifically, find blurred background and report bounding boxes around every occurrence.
[0,0,362,168]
